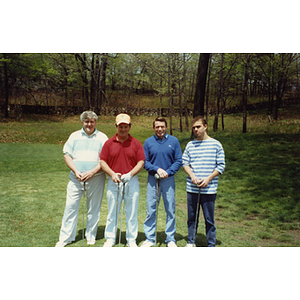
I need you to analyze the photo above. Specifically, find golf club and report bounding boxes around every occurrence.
[118,182,125,247]
[115,181,120,243]
[154,173,160,246]
[192,187,201,246]
[82,181,86,247]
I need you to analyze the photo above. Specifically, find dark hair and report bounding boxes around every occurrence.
[191,115,207,126]
[153,117,167,128]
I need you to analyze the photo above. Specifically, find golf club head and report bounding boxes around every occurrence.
[154,173,160,180]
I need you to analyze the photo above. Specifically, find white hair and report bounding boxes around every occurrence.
[80,111,98,122]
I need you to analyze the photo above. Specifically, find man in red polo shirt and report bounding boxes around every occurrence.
[100,113,145,247]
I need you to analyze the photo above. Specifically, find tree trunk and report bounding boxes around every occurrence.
[274,77,284,121]
[243,54,251,133]
[214,54,224,132]
[269,54,274,113]
[183,53,189,131]
[64,75,68,114]
[90,53,96,109]
[193,53,210,117]
[3,54,9,118]
[205,55,212,120]
[75,53,90,108]
[95,54,100,111]
[159,77,162,116]
[99,55,107,108]
[63,64,68,114]
[168,54,173,135]
[178,70,182,132]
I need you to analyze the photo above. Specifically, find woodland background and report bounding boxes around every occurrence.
[1,53,299,133]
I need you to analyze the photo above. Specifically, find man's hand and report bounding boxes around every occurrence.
[197,170,220,188]
[112,172,122,183]
[190,173,201,186]
[198,177,210,188]
[81,170,96,183]
[121,172,132,183]
[74,170,83,181]
[157,168,168,179]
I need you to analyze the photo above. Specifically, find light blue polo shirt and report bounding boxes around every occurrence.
[63,128,108,175]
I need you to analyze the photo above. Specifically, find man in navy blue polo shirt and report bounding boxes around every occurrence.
[141,117,182,247]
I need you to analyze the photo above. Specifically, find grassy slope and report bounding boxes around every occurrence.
[0,108,299,247]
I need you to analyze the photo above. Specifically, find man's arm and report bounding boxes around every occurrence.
[183,165,220,188]
[64,154,102,182]
[64,154,82,181]
[198,169,220,188]
[81,163,102,183]
[183,165,201,186]
[100,160,121,183]
[130,160,145,177]
[165,139,182,177]
[120,160,145,183]
[143,140,158,174]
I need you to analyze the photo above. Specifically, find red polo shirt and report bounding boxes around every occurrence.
[100,134,145,175]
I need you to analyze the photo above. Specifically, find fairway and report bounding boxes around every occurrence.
[0,113,299,247]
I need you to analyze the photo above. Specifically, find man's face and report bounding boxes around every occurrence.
[116,123,131,139]
[192,120,207,139]
[154,121,167,140]
[83,118,96,135]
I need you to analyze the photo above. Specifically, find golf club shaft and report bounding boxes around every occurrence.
[193,187,201,245]
[82,182,86,247]
[155,174,160,246]
[119,182,125,247]
[115,182,120,242]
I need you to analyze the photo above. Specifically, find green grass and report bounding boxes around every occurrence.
[0,109,299,247]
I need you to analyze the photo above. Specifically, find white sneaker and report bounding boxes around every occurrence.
[140,240,155,247]
[103,239,115,247]
[127,241,138,247]
[87,239,96,246]
[55,241,71,247]
[185,243,196,247]
[167,241,177,247]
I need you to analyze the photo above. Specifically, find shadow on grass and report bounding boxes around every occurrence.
[74,226,221,247]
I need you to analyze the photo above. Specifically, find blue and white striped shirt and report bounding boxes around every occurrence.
[182,138,225,194]
[63,128,108,176]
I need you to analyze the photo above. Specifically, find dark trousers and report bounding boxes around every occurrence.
[187,192,217,247]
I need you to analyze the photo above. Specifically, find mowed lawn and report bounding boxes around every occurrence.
[0,110,299,247]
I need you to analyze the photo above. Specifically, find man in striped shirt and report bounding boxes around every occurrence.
[182,116,225,247]
[55,111,108,247]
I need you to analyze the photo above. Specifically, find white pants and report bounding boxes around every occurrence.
[58,172,106,243]
[105,175,139,243]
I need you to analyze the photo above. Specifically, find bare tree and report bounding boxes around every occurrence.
[75,53,90,108]
[168,54,173,135]
[193,53,210,117]
[3,54,9,118]
[242,54,252,133]
[99,54,108,109]
[183,53,189,131]
[213,53,224,131]
[205,55,212,120]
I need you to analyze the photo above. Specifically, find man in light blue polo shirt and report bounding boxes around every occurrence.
[55,111,108,247]
[141,117,182,247]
